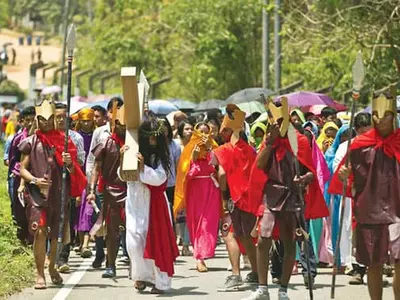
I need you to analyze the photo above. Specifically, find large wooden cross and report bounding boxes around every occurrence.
[120,67,149,172]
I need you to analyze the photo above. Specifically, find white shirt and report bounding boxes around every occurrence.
[85,123,111,179]
[69,129,85,166]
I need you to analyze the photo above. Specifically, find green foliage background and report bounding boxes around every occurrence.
[73,0,400,103]
[0,0,9,28]
[0,145,34,298]
[0,80,26,102]
[5,0,400,102]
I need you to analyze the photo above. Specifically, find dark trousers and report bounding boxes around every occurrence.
[166,186,175,228]
[94,193,105,260]
[270,220,317,279]
[271,240,285,279]
[297,220,317,278]
[59,198,77,264]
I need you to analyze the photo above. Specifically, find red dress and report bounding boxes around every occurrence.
[144,182,179,277]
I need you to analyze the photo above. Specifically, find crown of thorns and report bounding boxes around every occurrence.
[139,120,164,137]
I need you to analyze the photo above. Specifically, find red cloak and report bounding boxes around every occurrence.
[110,132,125,148]
[36,130,87,197]
[213,139,258,215]
[248,132,329,220]
[144,182,179,277]
[329,128,400,196]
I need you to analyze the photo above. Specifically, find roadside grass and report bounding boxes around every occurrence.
[0,144,34,299]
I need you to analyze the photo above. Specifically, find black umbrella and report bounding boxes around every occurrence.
[226,88,274,104]
[194,99,225,111]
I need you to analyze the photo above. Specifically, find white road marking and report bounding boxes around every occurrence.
[52,260,92,300]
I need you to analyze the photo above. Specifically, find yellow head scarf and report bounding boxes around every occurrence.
[316,121,339,150]
[75,108,95,131]
[78,108,94,121]
[174,124,218,218]
[71,113,79,121]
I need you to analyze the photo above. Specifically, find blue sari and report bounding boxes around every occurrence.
[323,125,349,256]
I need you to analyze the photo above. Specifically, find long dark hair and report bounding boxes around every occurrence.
[139,112,171,176]
[177,119,195,138]
[159,116,173,143]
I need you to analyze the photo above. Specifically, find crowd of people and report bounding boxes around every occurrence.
[3,91,400,300]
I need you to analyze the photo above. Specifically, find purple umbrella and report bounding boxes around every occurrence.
[274,91,338,107]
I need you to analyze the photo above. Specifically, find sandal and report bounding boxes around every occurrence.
[196,261,208,273]
[150,287,164,294]
[49,270,63,285]
[58,263,70,274]
[181,245,192,256]
[81,248,92,258]
[134,281,146,291]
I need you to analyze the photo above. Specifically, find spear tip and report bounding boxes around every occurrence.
[66,24,76,57]
[352,51,365,92]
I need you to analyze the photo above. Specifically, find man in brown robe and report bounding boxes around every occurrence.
[86,101,127,278]
[336,91,400,300]
[19,99,84,289]
[243,100,319,300]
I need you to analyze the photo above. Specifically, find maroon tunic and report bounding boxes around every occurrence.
[351,147,400,225]
[351,147,400,265]
[92,137,126,207]
[19,135,70,239]
[264,150,308,212]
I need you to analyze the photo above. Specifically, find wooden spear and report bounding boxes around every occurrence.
[56,24,76,262]
[330,51,365,299]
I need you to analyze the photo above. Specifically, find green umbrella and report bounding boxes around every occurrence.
[237,101,266,115]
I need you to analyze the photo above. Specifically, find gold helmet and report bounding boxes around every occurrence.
[265,97,290,137]
[372,84,398,129]
[35,97,55,121]
[220,104,246,145]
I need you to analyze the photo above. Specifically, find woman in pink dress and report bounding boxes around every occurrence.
[176,122,220,272]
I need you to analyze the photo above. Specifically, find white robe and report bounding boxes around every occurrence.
[124,164,172,290]
[332,141,353,267]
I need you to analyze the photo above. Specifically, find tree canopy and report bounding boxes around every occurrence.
[5,0,400,103]
[0,79,26,102]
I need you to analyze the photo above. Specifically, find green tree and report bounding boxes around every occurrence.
[0,80,25,102]
[72,0,400,102]
[0,0,9,28]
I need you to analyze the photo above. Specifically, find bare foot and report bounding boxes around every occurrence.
[34,274,46,290]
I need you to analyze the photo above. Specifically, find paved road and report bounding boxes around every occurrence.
[10,245,394,300]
